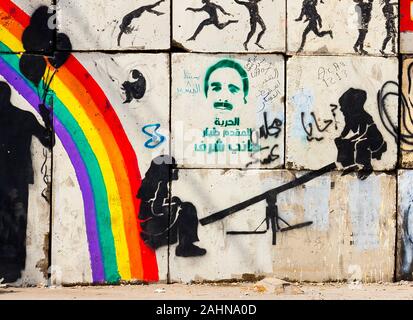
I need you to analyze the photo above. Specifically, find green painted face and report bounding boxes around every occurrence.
[204,59,249,111]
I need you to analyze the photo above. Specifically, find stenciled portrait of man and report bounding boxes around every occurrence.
[203,59,250,112]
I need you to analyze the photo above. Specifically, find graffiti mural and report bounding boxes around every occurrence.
[401,0,413,53]
[122,69,147,104]
[173,0,286,52]
[138,155,206,257]
[234,0,267,51]
[0,82,53,283]
[296,0,333,53]
[117,0,166,46]
[288,0,399,55]
[401,58,413,164]
[0,0,406,286]
[186,1,238,41]
[287,55,398,171]
[57,0,170,50]
[172,54,285,169]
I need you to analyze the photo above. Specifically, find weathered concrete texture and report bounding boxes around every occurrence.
[56,0,170,50]
[172,53,285,169]
[52,53,170,284]
[173,0,286,53]
[286,55,398,171]
[401,56,413,167]
[170,169,395,283]
[0,71,50,286]
[287,0,398,56]
[401,32,413,54]
[397,170,413,281]
[272,171,396,283]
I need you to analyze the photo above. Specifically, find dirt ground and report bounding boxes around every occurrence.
[1,280,413,300]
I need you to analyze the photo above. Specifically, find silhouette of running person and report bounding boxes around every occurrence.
[334,88,387,180]
[138,155,207,257]
[353,0,373,55]
[117,0,166,46]
[0,82,54,283]
[296,0,333,53]
[186,0,238,41]
[380,0,397,55]
[234,0,266,50]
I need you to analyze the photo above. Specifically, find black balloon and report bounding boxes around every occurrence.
[48,33,72,68]
[19,54,47,86]
[21,6,54,53]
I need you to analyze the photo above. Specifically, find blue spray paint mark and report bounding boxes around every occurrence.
[291,88,315,143]
[349,176,381,251]
[303,175,331,231]
[142,124,166,149]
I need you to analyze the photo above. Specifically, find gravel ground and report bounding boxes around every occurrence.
[1,280,413,300]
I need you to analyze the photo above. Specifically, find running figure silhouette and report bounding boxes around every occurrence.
[117,0,166,46]
[353,0,373,55]
[234,0,266,50]
[380,0,397,55]
[296,0,333,53]
[186,0,238,41]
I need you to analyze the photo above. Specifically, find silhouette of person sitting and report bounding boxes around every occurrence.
[353,0,373,55]
[234,0,266,50]
[138,155,207,257]
[335,88,387,180]
[186,0,238,41]
[117,0,166,46]
[121,69,146,104]
[296,0,333,53]
[0,82,54,283]
[380,0,397,55]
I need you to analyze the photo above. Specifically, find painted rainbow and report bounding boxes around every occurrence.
[0,0,159,283]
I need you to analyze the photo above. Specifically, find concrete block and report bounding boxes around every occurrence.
[169,169,395,283]
[0,61,52,285]
[286,55,398,171]
[56,0,170,50]
[173,0,286,53]
[397,170,413,281]
[52,53,170,284]
[287,0,398,56]
[401,56,413,167]
[272,171,396,283]
[172,53,285,169]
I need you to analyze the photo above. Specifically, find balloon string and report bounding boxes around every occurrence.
[42,67,57,105]
[40,147,51,203]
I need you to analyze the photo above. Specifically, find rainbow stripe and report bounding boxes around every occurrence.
[0,0,159,283]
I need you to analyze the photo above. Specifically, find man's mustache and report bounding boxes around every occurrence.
[214,101,233,111]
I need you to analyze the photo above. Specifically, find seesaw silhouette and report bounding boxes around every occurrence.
[200,162,337,245]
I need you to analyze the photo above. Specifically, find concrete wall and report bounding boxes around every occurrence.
[0,0,407,286]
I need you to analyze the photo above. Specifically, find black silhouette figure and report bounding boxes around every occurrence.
[234,0,266,50]
[353,0,374,55]
[186,0,238,41]
[335,88,387,180]
[138,155,206,257]
[121,69,146,104]
[0,82,54,283]
[296,0,333,53]
[380,0,397,55]
[117,0,166,46]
